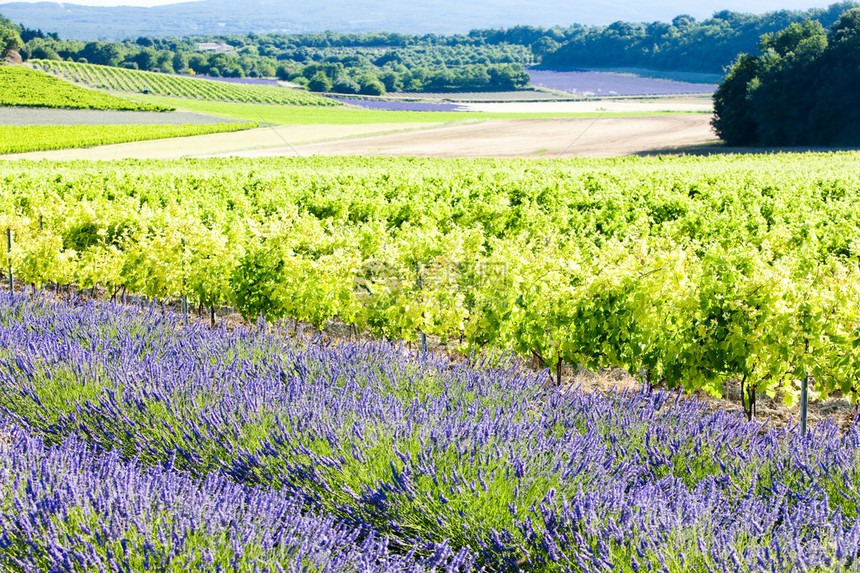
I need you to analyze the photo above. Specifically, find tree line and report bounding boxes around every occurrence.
[541,2,856,73]
[713,8,860,146]
[1,2,857,94]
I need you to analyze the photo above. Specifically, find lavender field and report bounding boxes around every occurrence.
[527,68,717,97]
[1,291,859,572]
[173,73,281,86]
[330,97,469,112]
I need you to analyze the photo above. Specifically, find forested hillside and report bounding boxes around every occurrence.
[713,8,860,146]
[3,3,857,92]
[541,2,856,72]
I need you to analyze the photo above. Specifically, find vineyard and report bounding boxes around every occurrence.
[1,153,859,419]
[0,65,168,111]
[0,122,257,154]
[31,59,339,106]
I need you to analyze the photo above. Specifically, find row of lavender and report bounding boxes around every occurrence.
[0,422,456,572]
[525,68,716,96]
[0,291,859,571]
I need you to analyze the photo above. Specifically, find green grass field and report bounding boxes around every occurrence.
[0,65,169,111]
[0,122,257,154]
[131,93,702,125]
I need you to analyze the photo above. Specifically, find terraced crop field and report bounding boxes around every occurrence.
[0,122,257,154]
[31,60,339,106]
[0,65,168,111]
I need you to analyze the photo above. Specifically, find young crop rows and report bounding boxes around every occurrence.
[1,292,860,571]
[0,65,167,112]
[1,154,860,419]
[0,122,257,154]
[32,59,339,106]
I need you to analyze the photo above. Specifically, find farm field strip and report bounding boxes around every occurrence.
[131,93,704,125]
[0,122,438,160]
[1,153,859,416]
[290,115,715,158]
[0,107,241,127]
[0,123,257,154]
[30,59,338,106]
[525,67,718,96]
[1,291,859,571]
[330,96,471,112]
[0,65,168,112]
[458,98,713,114]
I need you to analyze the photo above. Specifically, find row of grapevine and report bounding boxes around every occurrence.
[0,65,167,111]
[32,60,339,106]
[1,154,859,416]
[0,123,257,154]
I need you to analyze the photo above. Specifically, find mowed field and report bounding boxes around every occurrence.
[286,115,716,159]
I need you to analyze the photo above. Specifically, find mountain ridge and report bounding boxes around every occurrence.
[0,0,833,41]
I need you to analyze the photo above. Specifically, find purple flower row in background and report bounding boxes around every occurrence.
[329,97,470,112]
[173,73,281,86]
[526,68,717,96]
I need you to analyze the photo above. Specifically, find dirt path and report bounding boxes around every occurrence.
[290,115,718,158]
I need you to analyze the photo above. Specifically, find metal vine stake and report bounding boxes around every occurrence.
[801,310,809,436]
[417,262,427,354]
[6,228,12,294]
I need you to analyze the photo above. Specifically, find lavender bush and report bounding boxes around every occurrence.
[0,291,859,571]
[0,418,472,572]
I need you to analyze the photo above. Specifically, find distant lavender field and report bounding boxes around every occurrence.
[174,74,280,86]
[527,68,716,97]
[330,97,469,112]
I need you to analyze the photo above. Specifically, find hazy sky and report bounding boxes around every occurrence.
[3,0,838,20]
[12,0,204,5]
[5,0,832,7]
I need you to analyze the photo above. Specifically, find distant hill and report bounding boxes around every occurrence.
[0,0,841,41]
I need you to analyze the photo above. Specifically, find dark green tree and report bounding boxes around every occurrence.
[307,70,332,92]
[811,8,860,144]
[0,25,23,58]
[711,54,761,145]
[80,41,123,66]
[712,11,858,146]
